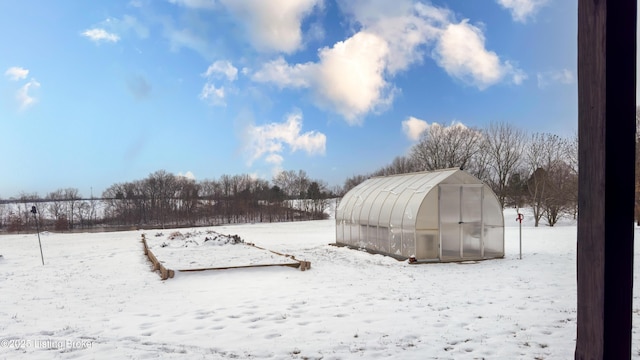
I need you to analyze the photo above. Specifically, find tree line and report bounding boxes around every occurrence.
[0,170,333,232]
[344,121,579,227]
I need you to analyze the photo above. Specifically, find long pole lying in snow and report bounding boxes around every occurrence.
[31,205,44,266]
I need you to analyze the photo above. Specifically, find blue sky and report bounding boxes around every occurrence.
[1,0,579,198]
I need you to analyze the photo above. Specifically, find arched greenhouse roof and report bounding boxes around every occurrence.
[335,168,504,262]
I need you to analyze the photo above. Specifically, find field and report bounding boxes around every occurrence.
[1,209,639,359]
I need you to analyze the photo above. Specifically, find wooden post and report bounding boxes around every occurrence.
[575,0,636,359]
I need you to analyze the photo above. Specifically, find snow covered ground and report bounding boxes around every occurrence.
[0,209,638,359]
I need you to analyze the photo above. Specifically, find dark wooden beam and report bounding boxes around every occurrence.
[576,0,636,359]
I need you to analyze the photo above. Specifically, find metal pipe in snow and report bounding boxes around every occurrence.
[516,212,524,260]
[31,205,44,266]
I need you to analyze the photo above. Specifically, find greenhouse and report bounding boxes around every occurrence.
[335,168,504,262]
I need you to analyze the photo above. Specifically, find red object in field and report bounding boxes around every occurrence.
[516,213,524,223]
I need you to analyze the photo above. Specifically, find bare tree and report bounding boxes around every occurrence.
[410,122,483,173]
[102,183,123,224]
[272,170,296,198]
[505,168,529,208]
[64,188,80,229]
[342,174,370,194]
[566,133,579,219]
[542,161,578,226]
[75,201,91,228]
[88,193,99,226]
[389,156,420,175]
[466,138,491,183]
[219,174,234,223]
[47,189,66,223]
[306,181,330,219]
[273,170,310,219]
[293,170,310,199]
[146,170,176,228]
[7,211,24,232]
[175,176,199,225]
[0,201,6,229]
[524,133,573,226]
[484,122,526,208]
[200,179,222,225]
[372,155,420,177]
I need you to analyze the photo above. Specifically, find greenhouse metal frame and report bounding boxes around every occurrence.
[335,168,504,262]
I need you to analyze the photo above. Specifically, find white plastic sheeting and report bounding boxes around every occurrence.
[335,168,504,262]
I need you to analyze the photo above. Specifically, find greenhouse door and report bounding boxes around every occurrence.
[439,185,483,260]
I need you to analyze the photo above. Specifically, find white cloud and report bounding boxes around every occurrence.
[265,153,284,165]
[200,61,238,106]
[252,57,312,88]
[338,1,445,74]
[537,69,575,89]
[402,116,429,141]
[5,67,40,110]
[447,120,467,130]
[177,171,196,180]
[401,118,473,142]
[5,67,29,81]
[510,63,528,85]
[243,111,326,168]
[312,32,392,123]
[203,60,238,81]
[199,83,226,106]
[340,1,525,88]
[496,0,548,23]
[414,2,452,25]
[83,16,148,45]
[17,79,41,110]
[433,20,526,89]
[167,0,321,53]
[82,28,120,43]
[219,0,321,53]
[429,120,468,132]
[253,31,393,124]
